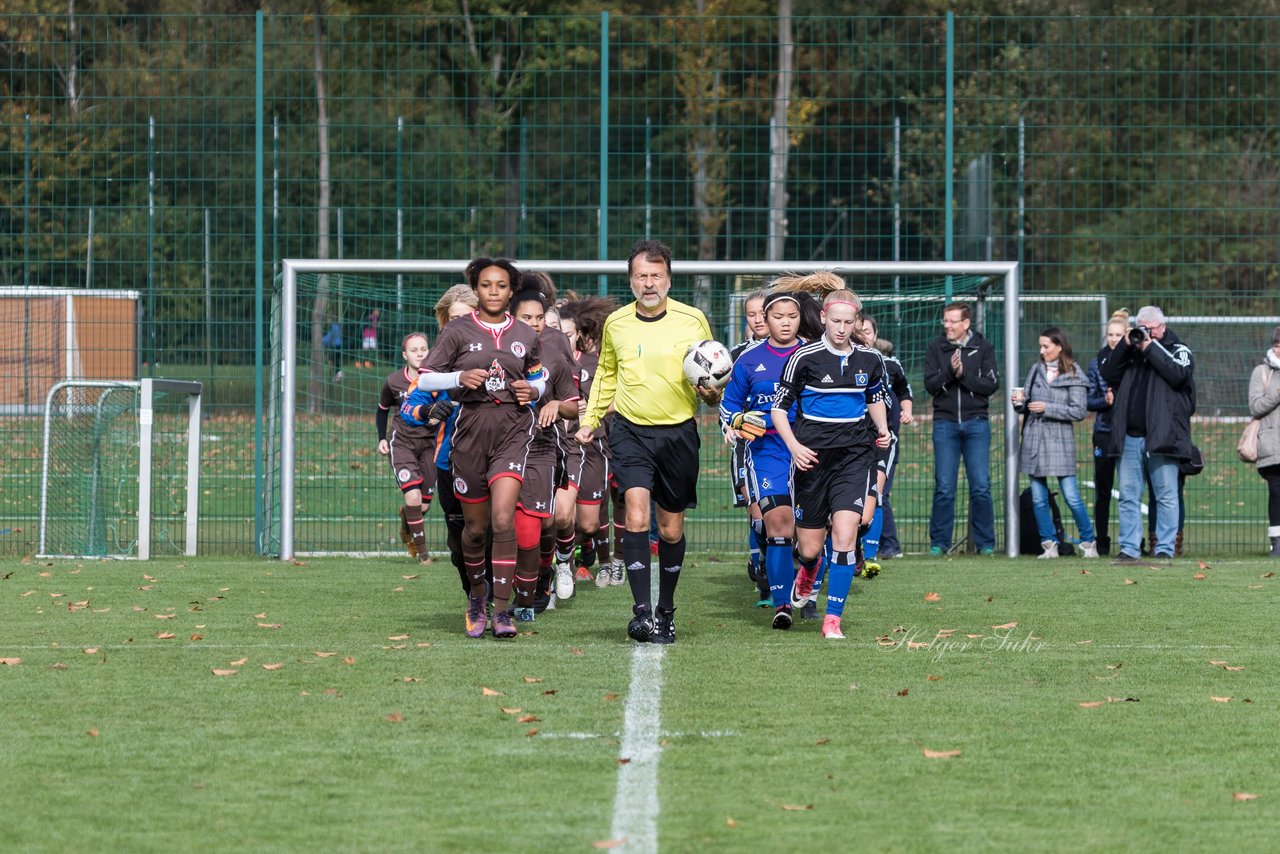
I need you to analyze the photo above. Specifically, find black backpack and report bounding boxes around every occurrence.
[1019,487,1075,556]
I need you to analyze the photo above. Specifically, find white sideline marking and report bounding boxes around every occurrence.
[540,730,736,740]
[610,643,665,854]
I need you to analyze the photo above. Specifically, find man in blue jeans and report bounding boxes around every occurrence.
[1097,305,1195,564]
[923,302,1000,555]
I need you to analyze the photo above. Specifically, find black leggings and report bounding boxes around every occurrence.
[1262,464,1280,527]
[1092,433,1115,546]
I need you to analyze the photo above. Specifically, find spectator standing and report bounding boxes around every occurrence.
[923,301,1000,556]
[1013,327,1097,559]
[1248,325,1280,557]
[1098,305,1195,564]
[322,318,343,381]
[1085,310,1130,555]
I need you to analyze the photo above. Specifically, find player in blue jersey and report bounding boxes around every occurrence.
[771,288,890,640]
[726,290,770,603]
[720,290,805,629]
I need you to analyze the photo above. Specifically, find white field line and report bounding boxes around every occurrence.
[610,642,665,853]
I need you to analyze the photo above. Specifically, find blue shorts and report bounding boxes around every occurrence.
[741,434,793,510]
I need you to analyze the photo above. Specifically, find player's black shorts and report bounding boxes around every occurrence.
[792,444,874,529]
[609,416,700,513]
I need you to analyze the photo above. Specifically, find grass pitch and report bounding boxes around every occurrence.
[3,551,1279,852]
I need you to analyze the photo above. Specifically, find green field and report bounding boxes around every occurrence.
[3,552,1279,851]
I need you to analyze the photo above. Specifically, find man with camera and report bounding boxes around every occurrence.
[1098,305,1196,564]
[923,301,1000,556]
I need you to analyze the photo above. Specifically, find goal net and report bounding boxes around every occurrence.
[269,259,1023,559]
[39,379,203,560]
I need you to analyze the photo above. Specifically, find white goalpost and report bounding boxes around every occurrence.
[277,258,1023,560]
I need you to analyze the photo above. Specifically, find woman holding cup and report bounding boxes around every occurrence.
[1013,327,1098,558]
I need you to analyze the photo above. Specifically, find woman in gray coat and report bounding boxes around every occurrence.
[1248,325,1280,557]
[1013,327,1097,558]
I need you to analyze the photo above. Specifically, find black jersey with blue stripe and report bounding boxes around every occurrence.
[772,337,886,450]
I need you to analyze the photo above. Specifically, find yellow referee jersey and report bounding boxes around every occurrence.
[582,297,713,430]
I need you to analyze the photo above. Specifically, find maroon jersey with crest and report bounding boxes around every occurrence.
[421,312,543,406]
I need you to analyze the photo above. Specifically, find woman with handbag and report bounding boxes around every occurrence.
[1247,325,1280,557]
[1013,327,1097,558]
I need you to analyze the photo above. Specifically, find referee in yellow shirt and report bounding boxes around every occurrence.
[576,239,720,644]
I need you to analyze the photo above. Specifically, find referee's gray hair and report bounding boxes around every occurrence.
[1136,305,1165,325]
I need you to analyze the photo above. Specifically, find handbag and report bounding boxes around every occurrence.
[1238,419,1261,463]
[1241,368,1277,463]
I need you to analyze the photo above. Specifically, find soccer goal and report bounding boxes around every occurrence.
[271,259,1024,559]
[39,378,203,560]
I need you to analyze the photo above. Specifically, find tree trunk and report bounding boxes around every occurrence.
[309,6,331,413]
[66,0,80,115]
[767,0,793,262]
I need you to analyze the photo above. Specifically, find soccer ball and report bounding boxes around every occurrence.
[682,339,733,389]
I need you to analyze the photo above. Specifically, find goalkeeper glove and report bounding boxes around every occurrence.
[425,398,457,425]
[729,410,768,440]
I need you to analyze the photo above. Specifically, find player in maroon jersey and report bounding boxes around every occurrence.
[417,258,547,640]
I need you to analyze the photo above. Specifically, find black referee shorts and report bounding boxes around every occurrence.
[609,416,700,513]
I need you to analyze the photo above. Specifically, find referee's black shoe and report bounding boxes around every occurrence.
[628,604,655,643]
[651,606,676,645]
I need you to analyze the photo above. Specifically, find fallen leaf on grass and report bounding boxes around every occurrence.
[517,715,540,724]
[415,643,432,648]
[153,613,175,620]
[907,641,930,650]
[211,669,237,677]
[0,657,21,666]
[923,748,962,759]
[87,728,100,737]
[617,758,631,765]
[966,633,983,639]
[500,707,523,715]
[155,632,176,640]
[782,804,813,811]
[401,575,420,580]
[1193,573,1207,580]
[603,693,620,702]
[254,613,267,619]
[262,663,285,671]
[1076,640,1094,645]
[388,634,410,641]
[542,690,557,696]
[1124,579,1137,585]
[524,728,539,737]
[19,590,36,597]
[815,738,830,746]
[570,647,584,656]
[230,657,248,666]
[257,623,283,630]
[991,621,1018,630]
[385,712,404,723]
[1211,696,1232,703]
[897,688,910,697]
[1262,572,1277,579]
[1234,793,1259,802]
[401,677,420,683]
[49,662,68,670]
[1209,660,1245,671]
[1199,560,1212,570]
[341,656,356,666]
[923,592,941,602]
[1106,663,1123,670]
[1080,569,1091,575]
[482,687,503,697]
[523,676,543,683]
[591,841,624,850]
[926,675,942,682]
[726,818,738,828]
[189,633,204,641]
[82,648,98,655]
[314,651,337,657]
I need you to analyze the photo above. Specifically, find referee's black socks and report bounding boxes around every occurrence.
[657,535,685,612]
[623,531,652,608]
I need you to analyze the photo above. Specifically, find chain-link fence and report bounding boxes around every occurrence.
[2,12,1276,555]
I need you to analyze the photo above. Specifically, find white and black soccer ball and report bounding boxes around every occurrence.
[682,339,733,389]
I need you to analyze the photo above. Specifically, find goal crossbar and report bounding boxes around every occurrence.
[279,258,1023,559]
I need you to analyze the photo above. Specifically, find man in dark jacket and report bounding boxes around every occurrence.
[923,301,1000,555]
[1098,305,1195,564]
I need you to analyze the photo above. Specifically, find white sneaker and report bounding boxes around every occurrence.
[595,564,612,588]
[1037,540,1059,559]
[610,558,625,586]
[554,560,576,600]
[1080,540,1099,559]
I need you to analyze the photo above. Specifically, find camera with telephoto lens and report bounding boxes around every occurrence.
[1127,325,1150,346]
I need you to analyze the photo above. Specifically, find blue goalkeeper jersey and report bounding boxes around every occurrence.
[719,339,800,443]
